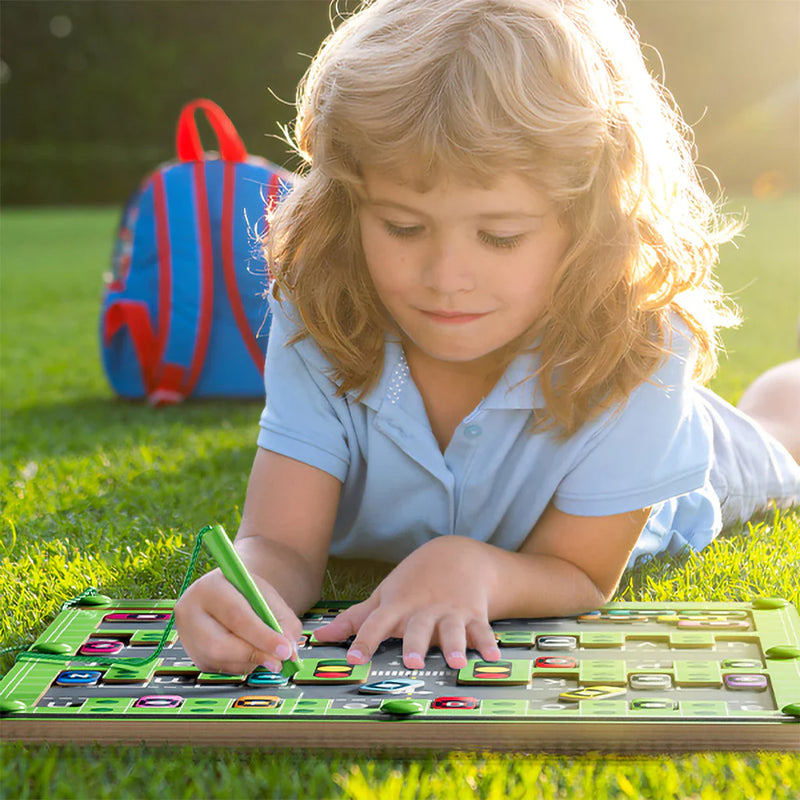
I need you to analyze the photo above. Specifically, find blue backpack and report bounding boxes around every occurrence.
[100,98,292,404]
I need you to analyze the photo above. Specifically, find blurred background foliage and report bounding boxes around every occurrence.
[0,0,798,205]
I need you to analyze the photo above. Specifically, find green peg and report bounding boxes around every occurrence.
[381,699,424,715]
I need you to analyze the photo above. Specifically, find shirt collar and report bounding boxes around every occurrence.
[346,336,406,412]
[351,339,544,412]
[483,348,544,410]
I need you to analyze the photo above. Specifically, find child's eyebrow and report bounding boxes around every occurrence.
[366,198,546,220]
[476,211,547,220]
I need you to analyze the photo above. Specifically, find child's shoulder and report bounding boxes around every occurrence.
[267,289,332,374]
[267,289,395,398]
[614,314,702,420]
[657,314,700,383]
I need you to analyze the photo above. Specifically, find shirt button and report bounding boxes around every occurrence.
[464,424,482,439]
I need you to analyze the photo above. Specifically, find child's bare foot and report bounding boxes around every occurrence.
[737,359,800,463]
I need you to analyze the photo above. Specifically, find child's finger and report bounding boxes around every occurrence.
[435,614,468,669]
[344,605,399,664]
[202,572,299,664]
[251,575,304,649]
[466,619,501,662]
[182,611,276,675]
[313,596,375,642]
[400,612,437,669]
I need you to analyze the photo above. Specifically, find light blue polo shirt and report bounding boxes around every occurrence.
[258,293,722,567]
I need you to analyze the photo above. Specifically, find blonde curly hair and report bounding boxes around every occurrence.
[267,0,740,436]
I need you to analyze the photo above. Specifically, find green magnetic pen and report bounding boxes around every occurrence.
[202,524,302,677]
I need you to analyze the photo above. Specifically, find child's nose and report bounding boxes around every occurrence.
[422,238,475,294]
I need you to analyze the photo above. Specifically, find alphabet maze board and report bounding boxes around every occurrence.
[1,597,799,752]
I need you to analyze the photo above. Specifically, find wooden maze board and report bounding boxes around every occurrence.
[1,597,799,752]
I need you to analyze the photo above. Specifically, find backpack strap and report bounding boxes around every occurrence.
[103,299,160,392]
[221,168,283,372]
[176,99,247,163]
[101,170,176,402]
[171,161,215,401]
[144,162,215,405]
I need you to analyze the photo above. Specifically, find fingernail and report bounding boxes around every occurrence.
[275,643,291,661]
[406,652,424,667]
[347,649,364,663]
[485,647,501,660]
[448,651,467,666]
[262,659,282,673]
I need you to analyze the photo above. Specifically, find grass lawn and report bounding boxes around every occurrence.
[1,198,799,798]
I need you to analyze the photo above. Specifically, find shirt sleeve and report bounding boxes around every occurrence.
[553,325,713,517]
[256,292,350,482]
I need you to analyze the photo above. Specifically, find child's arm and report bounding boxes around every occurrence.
[174,448,340,675]
[314,503,649,669]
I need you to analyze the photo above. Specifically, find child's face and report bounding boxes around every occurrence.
[358,167,571,371]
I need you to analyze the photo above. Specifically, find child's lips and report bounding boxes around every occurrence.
[420,309,488,324]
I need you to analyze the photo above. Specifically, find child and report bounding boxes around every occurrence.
[174,0,799,676]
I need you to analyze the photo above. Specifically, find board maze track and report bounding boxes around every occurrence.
[1,598,799,752]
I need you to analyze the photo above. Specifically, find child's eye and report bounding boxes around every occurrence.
[478,231,524,249]
[383,221,423,239]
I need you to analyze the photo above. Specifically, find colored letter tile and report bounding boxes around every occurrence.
[496,631,535,647]
[359,678,425,694]
[247,668,289,687]
[457,659,532,686]
[231,695,282,710]
[724,673,768,691]
[431,696,479,711]
[103,612,172,623]
[677,619,750,631]
[55,670,103,687]
[534,656,578,670]
[79,639,125,657]
[292,659,371,685]
[536,636,577,651]
[559,686,626,702]
[630,698,677,711]
[721,659,762,670]
[131,695,183,711]
[629,673,673,690]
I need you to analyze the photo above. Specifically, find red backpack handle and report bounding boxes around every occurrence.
[176,98,247,163]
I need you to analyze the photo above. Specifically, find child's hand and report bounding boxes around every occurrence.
[174,568,302,675]
[313,536,502,670]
